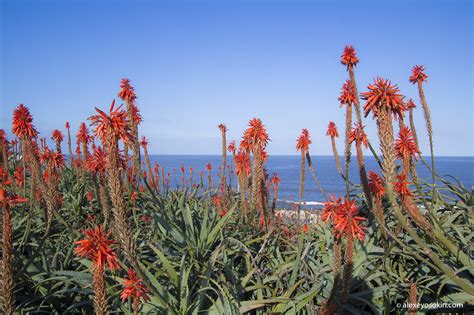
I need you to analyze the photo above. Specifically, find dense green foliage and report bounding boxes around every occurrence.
[7,165,473,314]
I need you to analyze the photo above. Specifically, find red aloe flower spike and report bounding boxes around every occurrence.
[118,78,138,104]
[77,122,90,144]
[349,123,368,148]
[409,65,428,84]
[394,174,413,197]
[270,172,281,214]
[51,129,64,143]
[74,225,120,271]
[361,77,405,119]
[234,151,251,176]
[341,45,359,69]
[244,118,270,149]
[332,198,367,240]
[89,99,133,144]
[338,80,357,107]
[296,128,312,153]
[321,195,342,223]
[130,104,142,125]
[121,269,149,313]
[12,104,38,139]
[326,122,339,138]
[368,171,385,198]
[396,126,419,161]
[396,126,419,177]
[227,140,236,154]
[139,136,148,148]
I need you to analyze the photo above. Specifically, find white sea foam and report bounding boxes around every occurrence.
[279,199,324,206]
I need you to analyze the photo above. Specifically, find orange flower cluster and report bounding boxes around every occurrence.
[339,80,357,106]
[326,121,339,138]
[90,100,133,143]
[362,78,404,118]
[121,269,149,309]
[349,123,368,148]
[74,225,120,271]
[395,126,419,160]
[333,198,367,240]
[234,151,251,176]
[341,45,359,68]
[118,78,137,104]
[394,174,413,197]
[321,195,342,223]
[0,168,27,207]
[51,129,64,143]
[409,65,428,84]
[368,171,385,198]
[296,128,312,153]
[270,173,281,186]
[322,196,366,240]
[242,118,270,150]
[87,146,107,174]
[77,122,90,144]
[227,140,236,154]
[12,104,38,139]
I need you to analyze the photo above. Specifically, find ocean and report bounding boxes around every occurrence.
[148,155,474,209]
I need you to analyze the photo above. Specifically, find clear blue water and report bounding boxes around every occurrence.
[149,155,474,208]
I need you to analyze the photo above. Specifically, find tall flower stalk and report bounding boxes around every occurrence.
[410,66,436,205]
[140,137,155,188]
[332,198,366,303]
[218,124,227,197]
[322,195,343,309]
[326,122,343,178]
[65,122,74,167]
[410,66,434,167]
[87,146,111,226]
[77,122,90,163]
[349,123,372,209]
[1,169,27,315]
[0,131,8,171]
[395,174,433,232]
[405,100,420,182]
[234,151,251,221]
[362,78,404,199]
[75,225,120,315]
[368,171,387,238]
[118,79,141,186]
[40,147,65,213]
[12,105,56,230]
[341,45,362,125]
[244,119,270,220]
[296,128,311,213]
[90,100,137,266]
[270,173,280,215]
[77,122,90,180]
[206,163,212,190]
[51,129,64,153]
[339,80,357,194]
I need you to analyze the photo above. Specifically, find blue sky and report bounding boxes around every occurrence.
[1,0,472,155]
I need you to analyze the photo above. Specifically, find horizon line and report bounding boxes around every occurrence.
[145,154,474,158]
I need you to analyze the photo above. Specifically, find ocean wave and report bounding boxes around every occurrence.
[279,199,325,206]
